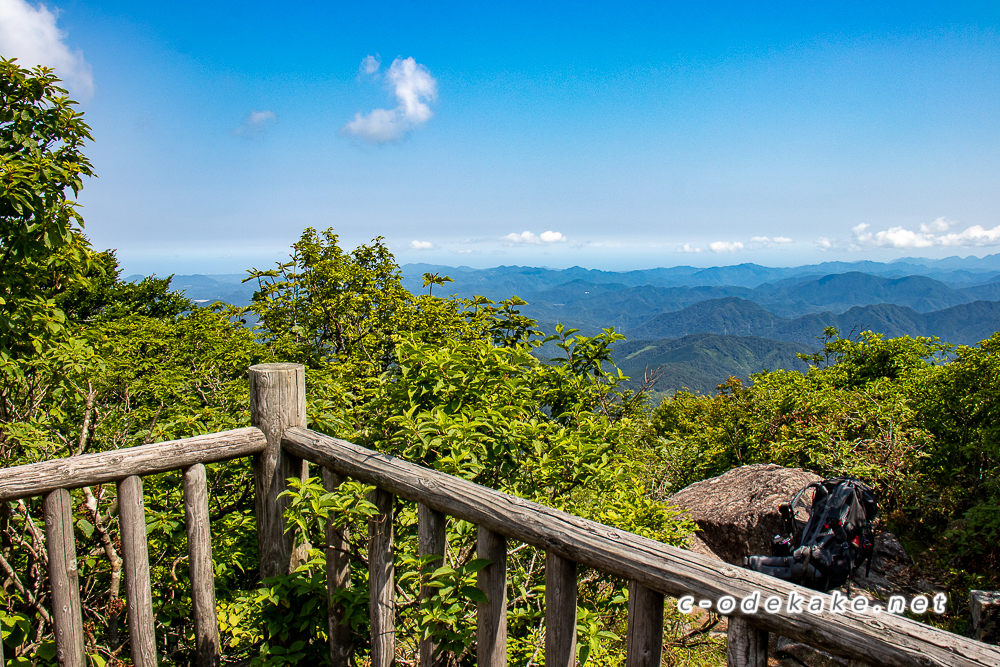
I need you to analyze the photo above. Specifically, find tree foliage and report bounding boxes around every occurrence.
[0,58,95,363]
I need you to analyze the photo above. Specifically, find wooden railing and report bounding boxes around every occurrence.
[0,428,266,667]
[2,362,1000,667]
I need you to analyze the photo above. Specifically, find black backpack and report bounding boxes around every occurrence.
[747,477,877,592]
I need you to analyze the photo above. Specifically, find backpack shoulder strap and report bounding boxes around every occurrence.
[784,481,823,539]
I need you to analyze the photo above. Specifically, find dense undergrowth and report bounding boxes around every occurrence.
[3,60,998,665]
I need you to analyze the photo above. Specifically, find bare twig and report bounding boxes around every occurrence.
[0,549,52,625]
[81,486,123,646]
[143,401,164,445]
[75,382,97,456]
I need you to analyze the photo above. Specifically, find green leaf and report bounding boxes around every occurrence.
[36,640,57,660]
[77,518,94,539]
[460,586,489,604]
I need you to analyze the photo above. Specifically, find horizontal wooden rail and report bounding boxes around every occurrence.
[282,426,1000,667]
[1,428,266,666]
[0,427,266,502]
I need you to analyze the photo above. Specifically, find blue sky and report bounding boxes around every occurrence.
[3,1,999,274]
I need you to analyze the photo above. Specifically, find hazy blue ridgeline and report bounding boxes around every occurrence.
[137,254,1000,396]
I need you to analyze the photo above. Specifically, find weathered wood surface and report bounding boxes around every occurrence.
[118,475,158,667]
[727,616,768,667]
[369,488,396,667]
[477,526,508,667]
[545,551,577,667]
[43,488,86,667]
[184,464,221,667]
[323,467,353,667]
[282,427,1000,667]
[418,503,447,667]
[626,580,663,667]
[250,363,307,579]
[0,427,265,502]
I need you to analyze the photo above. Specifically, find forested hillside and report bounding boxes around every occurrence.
[629,297,1000,347]
[4,62,1000,666]
[613,333,814,397]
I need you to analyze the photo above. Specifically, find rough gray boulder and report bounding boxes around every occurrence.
[667,464,912,595]
[666,464,914,667]
[666,463,821,565]
[970,590,1000,644]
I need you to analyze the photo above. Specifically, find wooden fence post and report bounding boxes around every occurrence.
[43,488,85,667]
[118,475,158,667]
[418,503,447,667]
[726,617,768,667]
[626,580,663,667]
[249,363,307,579]
[184,463,221,667]
[477,526,508,667]
[323,467,353,667]
[369,488,396,667]
[545,551,577,667]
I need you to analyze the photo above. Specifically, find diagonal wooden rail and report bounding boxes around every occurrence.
[281,425,1000,667]
[2,362,999,667]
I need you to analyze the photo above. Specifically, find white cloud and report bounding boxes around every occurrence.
[503,230,566,245]
[817,237,833,249]
[0,0,93,98]
[851,217,1000,249]
[410,240,433,250]
[749,235,794,248]
[939,225,1000,246]
[342,56,437,143]
[709,241,744,253]
[676,243,702,253]
[360,53,381,75]
[921,217,951,234]
[233,110,277,137]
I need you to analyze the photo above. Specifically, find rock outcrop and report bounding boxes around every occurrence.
[666,463,918,667]
[666,463,821,565]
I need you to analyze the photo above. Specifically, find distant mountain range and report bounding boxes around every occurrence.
[517,272,1000,333]
[402,254,1000,295]
[140,253,1000,396]
[629,297,1000,347]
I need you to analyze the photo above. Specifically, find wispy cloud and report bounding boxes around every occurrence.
[750,236,793,246]
[360,53,381,76]
[342,56,437,143]
[502,230,567,245]
[233,110,277,137]
[851,217,1000,249]
[677,235,791,253]
[0,0,93,98]
[709,241,744,253]
[410,240,433,250]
